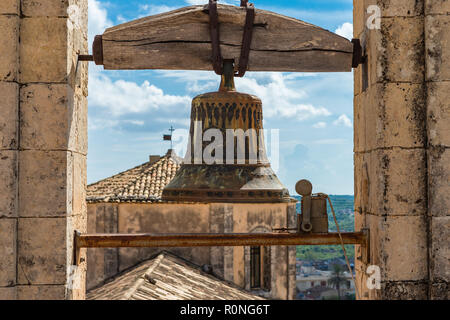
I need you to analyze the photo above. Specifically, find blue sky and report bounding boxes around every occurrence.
[87,0,355,195]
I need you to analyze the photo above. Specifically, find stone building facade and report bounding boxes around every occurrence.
[86,150,297,300]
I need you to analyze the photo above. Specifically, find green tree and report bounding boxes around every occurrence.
[328,264,347,300]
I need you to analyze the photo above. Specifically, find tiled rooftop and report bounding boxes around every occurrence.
[87,251,264,300]
[86,149,182,203]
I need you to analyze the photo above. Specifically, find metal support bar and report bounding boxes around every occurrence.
[235,1,255,77]
[208,0,223,75]
[78,55,94,61]
[73,230,369,265]
[207,0,255,76]
[76,231,367,248]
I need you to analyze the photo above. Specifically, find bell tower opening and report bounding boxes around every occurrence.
[250,246,261,289]
[249,245,272,291]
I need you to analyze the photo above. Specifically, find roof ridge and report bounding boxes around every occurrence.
[122,253,166,300]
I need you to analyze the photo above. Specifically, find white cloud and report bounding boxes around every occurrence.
[116,14,127,23]
[88,118,119,130]
[335,22,353,40]
[313,122,327,129]
[89,74,191,117]
[156,70,219,93]
[156,71,331,121]
[333,114,352,127]
[236,73,331,121]
[313,139,348,145]
[139,4,179,16]
[123,120,145,126]
[88,0,113,46]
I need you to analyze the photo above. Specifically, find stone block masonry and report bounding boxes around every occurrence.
[354,0,449,299]
[0,0,88,300]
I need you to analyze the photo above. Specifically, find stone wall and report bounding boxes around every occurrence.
[86,202,297,300]
[353,0,449,299]
[0,0,88,300]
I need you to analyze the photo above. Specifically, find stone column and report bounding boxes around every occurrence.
[0,0,20,300]
[0,0,88,300]
[424,0,450,300]
[354,0,448,299]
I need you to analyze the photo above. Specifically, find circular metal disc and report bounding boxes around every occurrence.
[295,179,313,196]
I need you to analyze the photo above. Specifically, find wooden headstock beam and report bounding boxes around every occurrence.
[91,4,355,73]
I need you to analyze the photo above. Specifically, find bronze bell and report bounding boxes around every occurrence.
[162,61,290,203]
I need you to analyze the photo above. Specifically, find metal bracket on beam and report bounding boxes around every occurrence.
[361,228,370,265]
[73,230,82,266]
[351,38,366,68]
[78,54,94,62]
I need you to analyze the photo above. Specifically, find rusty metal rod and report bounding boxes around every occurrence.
[78,55,94,61]
[75,232,367,248]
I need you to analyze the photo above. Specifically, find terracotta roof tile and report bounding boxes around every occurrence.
[87,149,182,203]
[87,251,265,300]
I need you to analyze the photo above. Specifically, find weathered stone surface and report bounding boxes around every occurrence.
[0,287,16,300]
[353,95,364,154]
[0,15,18,82]
[353,64,363,96]
[427,81,450,147]
[0,218,16,287]
[0,82,18,150]
[367,17,424,85]
[67,213,86,300]
[67,7,88,92]
[355,83,426,152]
[353,0,365,39]
[17,285,66,300]
[22,0,69,17]
[354,0,424,41]
[381,281,428,300]
[358,149,427,216]
[425,15,450,81]
[20,84,87,154]
[0,150,18,217]
[431,216,450,282]
[19,84,87,154]
[19,151,70,217]
[21,0,88,25]
[430,282,449,300]
[381,215,428,281]
[18,218,66,285]
[69,93,88,154]
[373,0,424,17]
[20,84,69,150]
[20,18,68,83]
[0,0,19,15]
[355,214,429,296]
[428,147,450,217]
[72,152,87,217]
[425,0,450,15]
